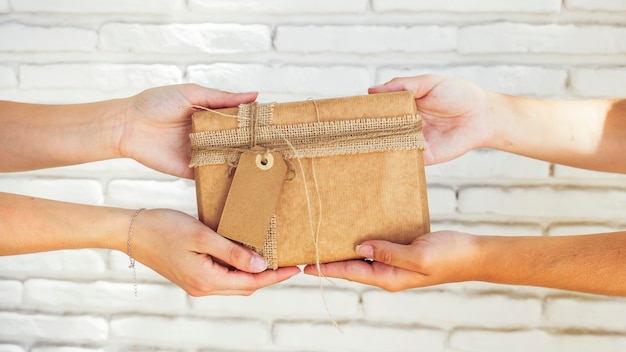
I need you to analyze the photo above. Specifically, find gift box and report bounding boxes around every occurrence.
[189,91,430,269]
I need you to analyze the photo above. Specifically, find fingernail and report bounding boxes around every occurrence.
[250,255,267,272]
[355,245,374,258]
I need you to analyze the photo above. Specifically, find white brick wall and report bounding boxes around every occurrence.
[109,316,270,349]
[100,23,272,54]
[12,0,184,14]
[0,23,97,52]
[1,1,626,351]
[458,24,626,54]
[274,25,457,53]
[373,0,562,13]
[362,291,542,328]
[188,0,368,14]
[567,0,626,11]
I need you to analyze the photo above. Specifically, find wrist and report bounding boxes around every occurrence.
[459,233,489,283]
[480,90,517,151]
[98,97,131,160]
[91,207,140,253]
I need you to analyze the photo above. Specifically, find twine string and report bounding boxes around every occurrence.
[308,99,341,331]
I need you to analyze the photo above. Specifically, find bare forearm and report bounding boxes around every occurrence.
[0,192,131,255]
[487,93,626,173]
[0,100,126,172]
[476,233,626,296]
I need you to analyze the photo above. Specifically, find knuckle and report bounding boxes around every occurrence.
[377,248,394,266]
[227,245,247,266]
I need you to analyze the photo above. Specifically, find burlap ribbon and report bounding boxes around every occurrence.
[189,102,426,167]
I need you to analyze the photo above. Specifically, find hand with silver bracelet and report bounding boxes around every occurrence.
[0,85,300,296]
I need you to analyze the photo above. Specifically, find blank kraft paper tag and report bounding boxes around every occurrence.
[217,149,288,249]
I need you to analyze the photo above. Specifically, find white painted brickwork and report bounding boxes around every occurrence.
[0,1,625,351]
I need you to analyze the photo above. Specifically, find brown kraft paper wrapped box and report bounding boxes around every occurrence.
[189,91,430,269]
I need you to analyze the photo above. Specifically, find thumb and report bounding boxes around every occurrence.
[194,88,258,109]
[369,75,445,100]
[201,231,268,273]
[368,80,407,94]
[356,240,417,270]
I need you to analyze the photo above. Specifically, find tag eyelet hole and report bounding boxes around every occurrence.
[255,153,274,170]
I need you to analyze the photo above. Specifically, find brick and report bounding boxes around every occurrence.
[545,296,626,331]
[425,149,550,179]
[274,322,446,352]
[450,329,551,352]
[19,64,182,90]
[0,312,107,343]
[554,164,626,180]
[0,345,25,352]
[451,329,626,352]
[378,66,567,97]
[187,63,371,98]
[110,316,270,349]
[373,0,560,12]
[0,23,96,52]
[0,65,17,88]
[23,279,186,314]
[13,0,183,13]
[548,223,621,236]
[0,177,102,204]
[362,291,541,328]
[566,0,626,11]
[570,68,626,98]
[458,186,626,220]
[275,25,456,53]
[189,0,367,13]
[190,287,359,319]
[553,334,626,351]
[426,186,457,215]
[0,280,22,307]
[459,24,626,54]
[31,348,103,352]
[0,249,106,280]
[100,23,271,54]
[106,179,196,212]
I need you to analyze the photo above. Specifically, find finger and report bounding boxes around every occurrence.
[369,75,445,100]
[201,90,258,109]
[203,266,301,295]
[304,261,424,292]
[356,240,424,272]
[368,81,406,94]
[198,231,269,273]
